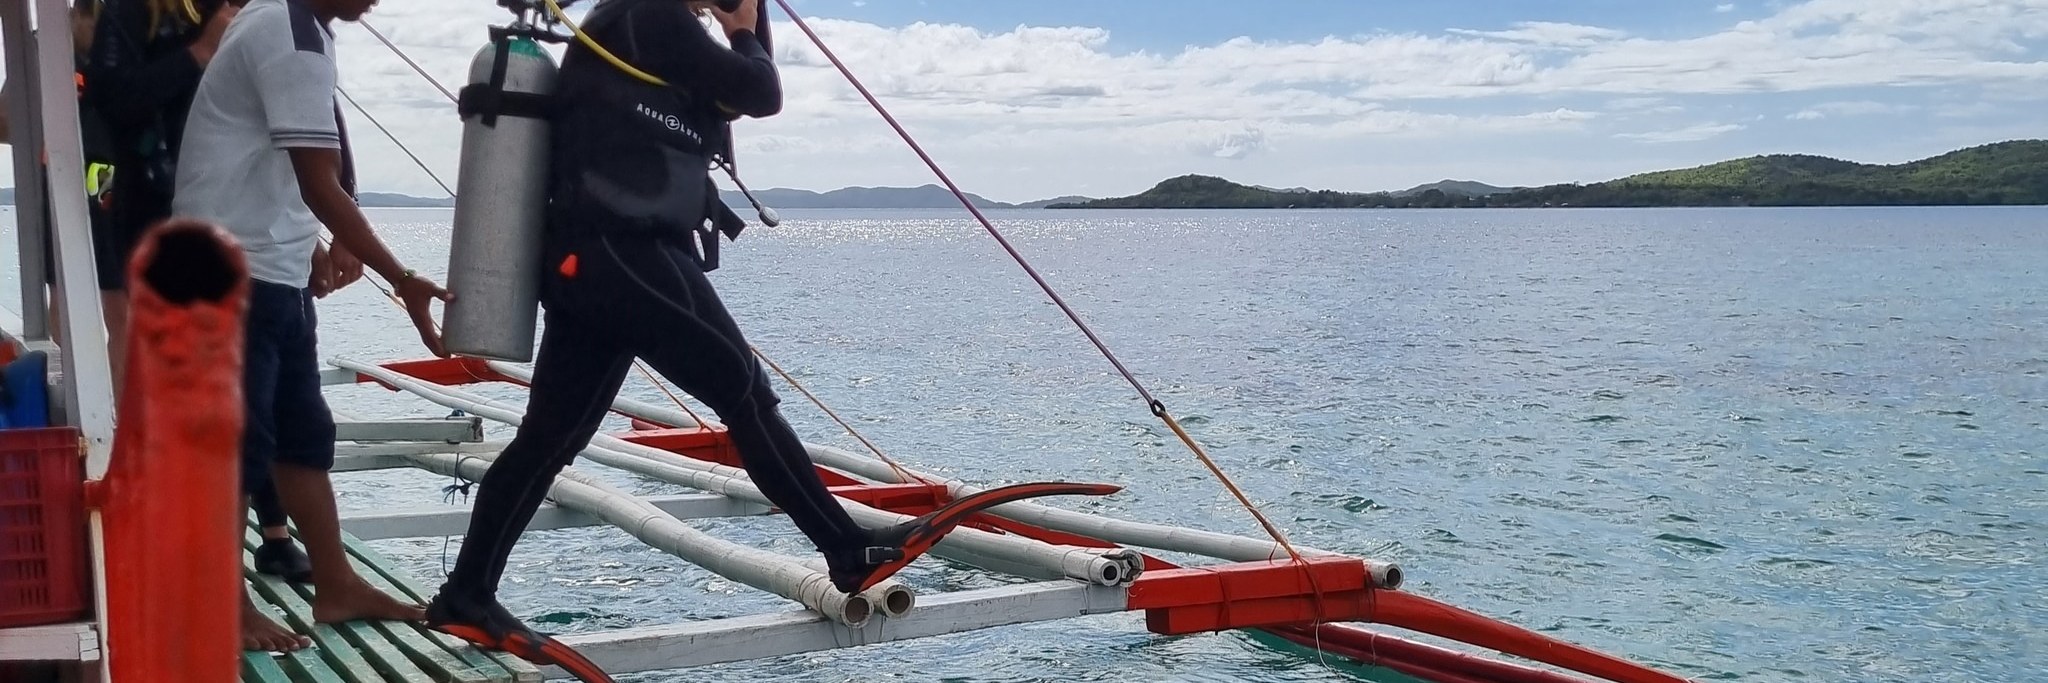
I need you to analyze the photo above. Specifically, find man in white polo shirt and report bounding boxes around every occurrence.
[175,0,450,651]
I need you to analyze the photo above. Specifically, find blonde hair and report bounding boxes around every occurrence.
[145,0,201,35]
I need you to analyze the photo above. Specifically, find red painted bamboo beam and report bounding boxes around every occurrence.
[92,220,250,682]
[1370,591,1690,683]
[1273,623,1596,683]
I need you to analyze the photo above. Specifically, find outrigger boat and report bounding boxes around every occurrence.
[0,0,1700,680]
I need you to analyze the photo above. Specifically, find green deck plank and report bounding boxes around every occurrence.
[340,534,544,683]
[338,552,499,683]
[246,529,438,683]
[251,520,537,683]
[280,647,353,683]
[240,530,399,683]
[300,591,438,683]
[280,525,493,683]
[243,651,297,683]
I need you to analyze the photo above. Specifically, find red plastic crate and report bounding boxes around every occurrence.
[0,427,87,627]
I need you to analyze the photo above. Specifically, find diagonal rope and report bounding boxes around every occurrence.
[750,346,927,485]
[769,0,1316,571]
[336,86,455,199]
[632,362,711,430]
[345,20,909,479]
[358,20,461,104]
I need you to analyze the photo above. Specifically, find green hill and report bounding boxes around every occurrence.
[1396,180,1521,197]
[1052,175,1421,209]
[1511,140,2048,206]
[1054,140,2048,209]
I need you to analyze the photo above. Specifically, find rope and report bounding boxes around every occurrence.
[750,346,926,485]
[357,20,461,104]
[633,363,711,430]
[335,86,456,199]
[344,18,895,481]
[347,15,1324,617]
[768,0,1317,568]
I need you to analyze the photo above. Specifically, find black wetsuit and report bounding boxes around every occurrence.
[85,0,220,287]
[23,51,117,289]
[435,0,869,609]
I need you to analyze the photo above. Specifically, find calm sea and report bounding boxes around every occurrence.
[5,206,2043,682]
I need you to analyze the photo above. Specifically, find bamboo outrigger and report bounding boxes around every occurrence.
[0,0,1700,680]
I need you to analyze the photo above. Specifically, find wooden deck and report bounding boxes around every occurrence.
[238,527,540,683]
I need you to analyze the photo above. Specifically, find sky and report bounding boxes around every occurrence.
[9,0,2048,202]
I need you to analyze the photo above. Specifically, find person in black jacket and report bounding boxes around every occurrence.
[0,0,116,336]
[84,0,321,592]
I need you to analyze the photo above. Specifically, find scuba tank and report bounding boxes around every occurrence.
[443,31,559,362]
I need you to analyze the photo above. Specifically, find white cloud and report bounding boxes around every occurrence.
[11,0,2038,199]
[1716,4,1738,13]
[1448,21,1628,47]
[1936,101,2004,118]
[1616,123,1747,143]
[1787,100,1915,119]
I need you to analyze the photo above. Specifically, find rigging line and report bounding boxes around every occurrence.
[769,0,1317,568]
[335,86,457,199]
[343,18,908,478]
[750,346,928,485]
[357,19,461,105]
[633,362,711,430]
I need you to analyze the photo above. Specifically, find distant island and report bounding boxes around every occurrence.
[714,184,1091,209]
[9,140,2041,211]
[358,192,455,208]
[1053,140,2048,209]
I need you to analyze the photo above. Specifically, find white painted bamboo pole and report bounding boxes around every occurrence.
[486,361,1402,588]
[403,450,885,627]
[338,359,1141,588]
[797,559,913,619]
[804,444,1403,589]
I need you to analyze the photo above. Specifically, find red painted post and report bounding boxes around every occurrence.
[95,220,249,682]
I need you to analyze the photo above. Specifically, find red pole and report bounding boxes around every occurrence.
[1274,623,1597,683]
[94,220,249,682]
[1370,591,1691,683]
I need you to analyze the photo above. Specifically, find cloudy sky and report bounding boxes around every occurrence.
[13,0,2048,202]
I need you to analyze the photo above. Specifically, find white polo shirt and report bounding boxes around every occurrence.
[174,0,342,288]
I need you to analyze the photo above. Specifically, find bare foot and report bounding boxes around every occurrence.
[242,595,312,652]
[312,578,427,624]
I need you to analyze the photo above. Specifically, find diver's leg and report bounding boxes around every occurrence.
[591,235,866,555]
[249,476,312,583]
[435,308,633,608]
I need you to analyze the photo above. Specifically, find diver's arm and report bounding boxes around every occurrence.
[628,3,781,117]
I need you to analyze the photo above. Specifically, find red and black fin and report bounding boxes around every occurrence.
[834,482,1122,594]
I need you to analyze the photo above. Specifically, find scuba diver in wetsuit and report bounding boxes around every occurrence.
[425,3,1113,675]
[425,0,896,654]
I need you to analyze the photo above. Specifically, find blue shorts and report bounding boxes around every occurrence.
[242,280,335,490]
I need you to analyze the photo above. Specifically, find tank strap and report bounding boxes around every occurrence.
[459,34,555,127]
[687,179,748,272]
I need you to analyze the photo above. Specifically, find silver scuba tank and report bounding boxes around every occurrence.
[443,35,558,362]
